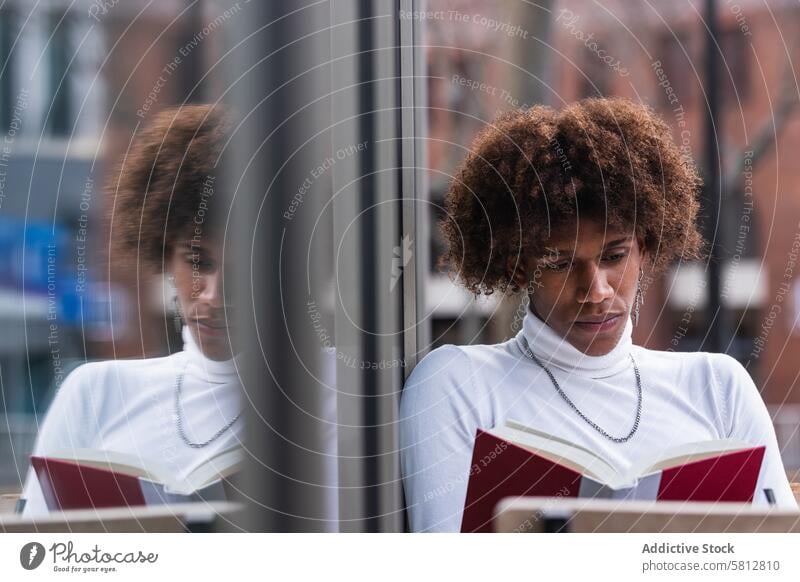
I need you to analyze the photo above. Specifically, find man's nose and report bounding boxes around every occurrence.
[576,262,614,304]
[198,269,225,308]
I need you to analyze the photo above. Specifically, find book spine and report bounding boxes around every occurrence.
[628,472,662,500]
[578,472,663,501]
[578,476,615,500]
[139,478,229,506]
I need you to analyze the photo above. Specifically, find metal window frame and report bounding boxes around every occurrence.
[330,0,428,533]
[225,0,428,532]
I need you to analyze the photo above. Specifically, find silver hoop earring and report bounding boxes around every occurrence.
[168,275,183,333]
[633,269,645,326]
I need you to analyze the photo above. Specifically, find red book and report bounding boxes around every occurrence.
[461,421,765,533]
[31,447,243,511]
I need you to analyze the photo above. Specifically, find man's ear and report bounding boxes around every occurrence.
[636,235,650,268]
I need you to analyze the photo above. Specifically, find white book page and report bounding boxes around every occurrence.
[173,447,244,495]
[492,424,620,485]
[628,438,753,479]
[504,420,603,459]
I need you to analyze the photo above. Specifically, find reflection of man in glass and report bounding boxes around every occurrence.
[21,105,242,515]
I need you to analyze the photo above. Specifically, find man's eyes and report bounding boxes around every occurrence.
[543,251,628,272]
[184,253,215,269]
[602,252,627,263]
[546,261,570,272]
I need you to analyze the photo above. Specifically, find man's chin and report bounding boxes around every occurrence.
[205,348,235,362]
[567,331,622,357]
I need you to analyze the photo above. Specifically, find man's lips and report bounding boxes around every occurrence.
[192,319,230,336]
[572,313,624,333]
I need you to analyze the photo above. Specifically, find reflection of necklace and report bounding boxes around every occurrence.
[519,336,642,443]
[174,363,243,449]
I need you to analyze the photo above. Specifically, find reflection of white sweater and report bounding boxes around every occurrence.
[400,307,799,532]
[21,326,245,516]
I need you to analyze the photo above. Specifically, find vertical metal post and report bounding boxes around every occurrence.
[178,0,204,103]
[704,0,725,352]
[399,0,430,376]
[223,0,426,532]
[331,0,426,532]
[224,0,332,532]
[514,0,553,107]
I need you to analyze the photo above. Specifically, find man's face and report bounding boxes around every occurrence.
[523,219,645,356]
[169,236,235,361]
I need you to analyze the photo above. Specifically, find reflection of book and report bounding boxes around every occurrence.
[31,447,243,511]
[461,420,766,533]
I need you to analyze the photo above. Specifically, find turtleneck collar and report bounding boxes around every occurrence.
[518,304,633,379]
[181,325,243,383]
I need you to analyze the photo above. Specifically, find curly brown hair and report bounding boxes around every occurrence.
[108,104,231,272]
[439,97,705,296]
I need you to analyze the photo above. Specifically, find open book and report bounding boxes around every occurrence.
[461,420,765,532]
[31,447,243,512]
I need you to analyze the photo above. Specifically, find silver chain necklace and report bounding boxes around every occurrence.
[174,363,243,449]
[519,337,642,443]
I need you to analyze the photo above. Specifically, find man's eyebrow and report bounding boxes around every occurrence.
[603,236,633,248]
[177,242,205,252]
[545,236,633,256]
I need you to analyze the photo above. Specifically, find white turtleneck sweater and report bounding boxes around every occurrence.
[400,307,798,532]
[21,326,245,516]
